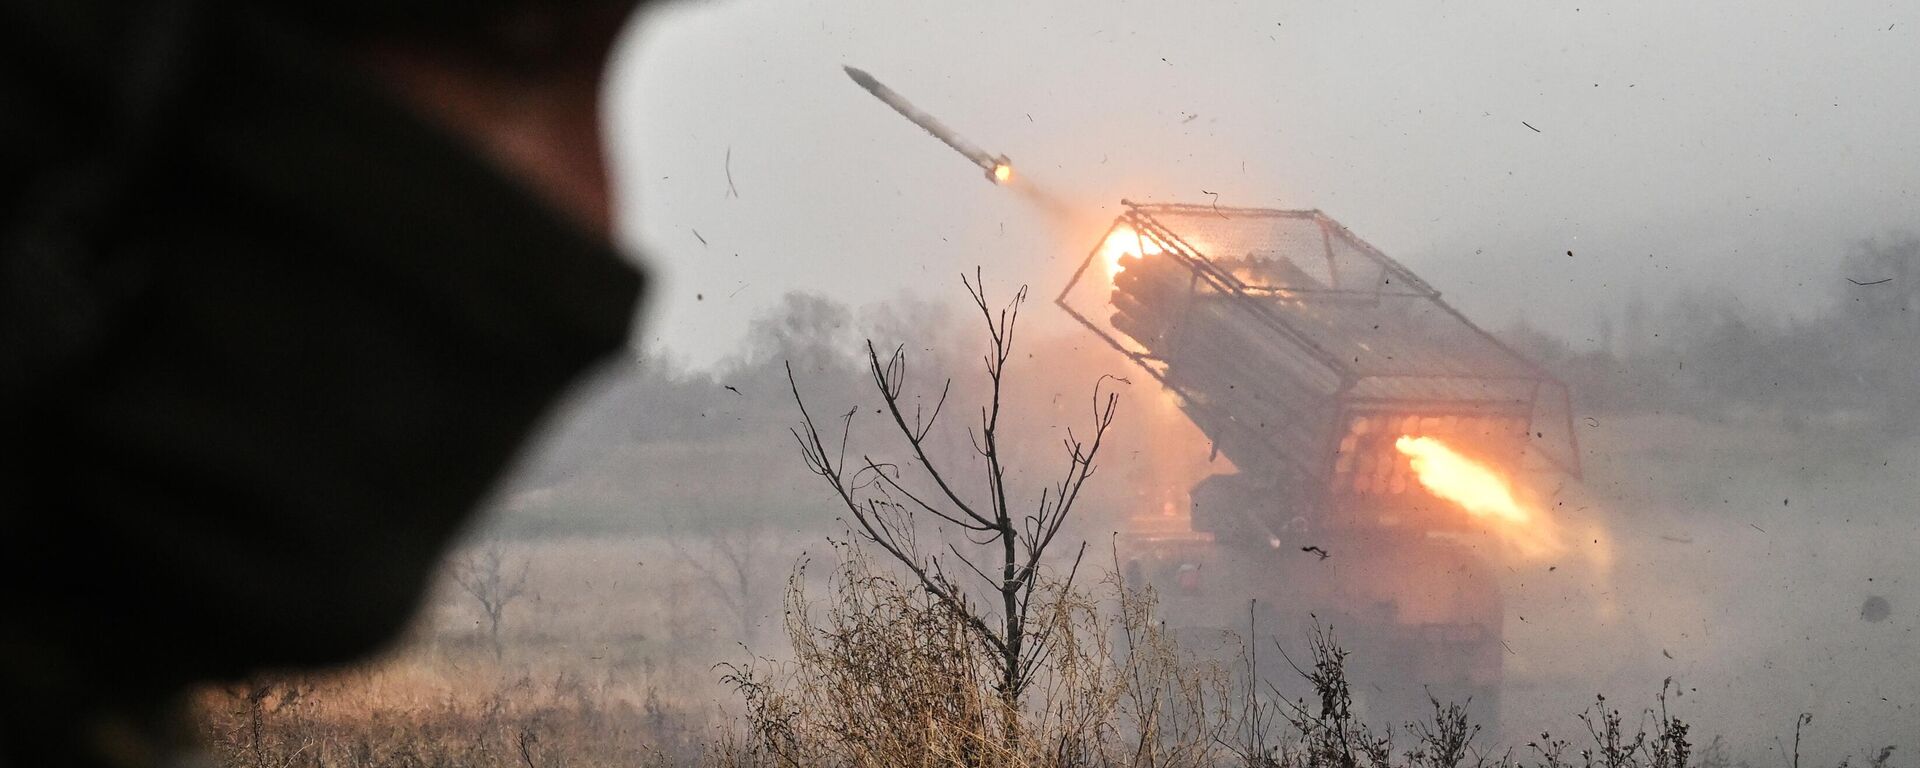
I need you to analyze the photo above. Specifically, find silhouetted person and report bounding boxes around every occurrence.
[0,1,648,764]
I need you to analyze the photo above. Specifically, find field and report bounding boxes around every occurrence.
[189,408,1919,767]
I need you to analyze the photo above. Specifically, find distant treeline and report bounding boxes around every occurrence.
[496,293,964,536]
[504,235,1918,535]
[1504,233,1919,441]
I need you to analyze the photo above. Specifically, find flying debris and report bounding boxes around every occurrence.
[842,65,1013,185]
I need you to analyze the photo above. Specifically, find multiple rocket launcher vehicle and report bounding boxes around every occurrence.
[1058,203,1578,727]
[845,67,1580,728]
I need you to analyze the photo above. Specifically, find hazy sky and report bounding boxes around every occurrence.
[607,0,1917,368]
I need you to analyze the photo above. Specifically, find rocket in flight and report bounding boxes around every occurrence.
[843,65,1013,185]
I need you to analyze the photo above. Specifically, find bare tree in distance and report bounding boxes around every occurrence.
[785,269,1121,714]
[451,541,528,661]
[673,530,774,645]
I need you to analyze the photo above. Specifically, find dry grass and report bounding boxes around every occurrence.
[192,536,1901,768]
[707,540,1483,768]
[703,539,1898,768]
[188,535,759,768]
[196,665,704,767]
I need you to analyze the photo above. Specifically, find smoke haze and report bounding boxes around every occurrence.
[430,1,1920,762]
[609,0,1919,367]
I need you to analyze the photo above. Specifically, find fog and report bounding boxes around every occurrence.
[376,2,1920,764]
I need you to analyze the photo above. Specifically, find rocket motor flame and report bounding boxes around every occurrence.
[1394,436,1528,524]
[1395,435,1561,555]
[1098,226,1163,279]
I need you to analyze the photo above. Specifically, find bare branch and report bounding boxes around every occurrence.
[948,542,1000,590]
[865,341,997,530]
[913,378,953,442]
[863,456,997,533]
[1017,542,1089,686]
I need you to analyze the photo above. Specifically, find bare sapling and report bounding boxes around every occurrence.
[785,270,1120,728]
[452,541,529,662]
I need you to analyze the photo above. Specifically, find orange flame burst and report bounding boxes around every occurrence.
[1098,226,1163,280]
[1395,435,1560,556]
[992,162,1013,184]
